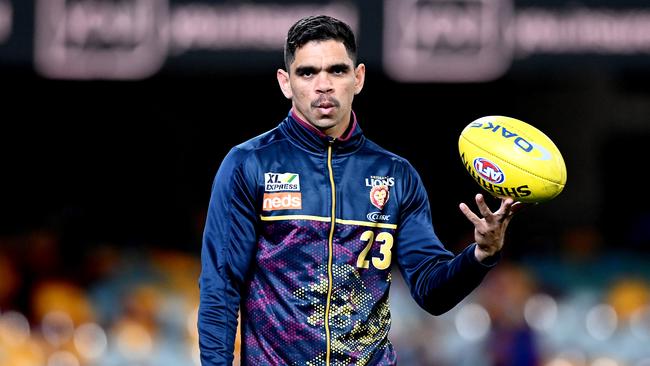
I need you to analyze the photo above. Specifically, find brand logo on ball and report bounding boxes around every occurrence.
[369,185,390,210]
[468,121,551,161]
[473,158,505,184]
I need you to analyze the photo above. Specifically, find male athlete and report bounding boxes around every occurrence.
[199,15,523,366]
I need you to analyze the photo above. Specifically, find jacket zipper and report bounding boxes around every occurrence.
[325,141,336,366]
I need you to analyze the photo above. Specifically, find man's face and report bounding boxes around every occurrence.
[277,40,365,138]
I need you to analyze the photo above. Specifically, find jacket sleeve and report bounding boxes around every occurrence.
[395,162,499,316]
[198,147,259,365]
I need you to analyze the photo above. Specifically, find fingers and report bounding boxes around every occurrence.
[496,197,515,218]
[459,202,481,226]
[500,197,515,211]
[474,194,493,218]
[462,193,531,226]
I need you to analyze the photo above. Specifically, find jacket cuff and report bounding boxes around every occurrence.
[467,243,501,268]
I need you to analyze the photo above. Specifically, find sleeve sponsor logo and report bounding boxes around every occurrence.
[369,185,390,210]
[262,193,302,211]
[264,172,300,192]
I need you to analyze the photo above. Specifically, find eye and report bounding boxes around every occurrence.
[331,66,347,75]
[295,67,316,78]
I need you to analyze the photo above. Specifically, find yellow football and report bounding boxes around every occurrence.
[458,116,567,203]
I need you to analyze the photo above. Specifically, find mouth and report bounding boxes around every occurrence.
[316,104,335,114]
[312,98,339,115]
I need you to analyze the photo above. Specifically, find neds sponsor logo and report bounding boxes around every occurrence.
[262,193,302,211]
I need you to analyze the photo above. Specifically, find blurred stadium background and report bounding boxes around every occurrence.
[1,0,650,365]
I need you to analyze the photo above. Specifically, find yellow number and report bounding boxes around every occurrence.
[356,231,394,270]
[372,232,393,270]
[356,231,374,269]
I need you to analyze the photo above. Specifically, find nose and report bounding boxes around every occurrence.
[315,72,333,94]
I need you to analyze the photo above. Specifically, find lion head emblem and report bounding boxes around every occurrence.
[370,185,390,210]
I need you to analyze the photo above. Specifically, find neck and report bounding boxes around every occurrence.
[325,119,350,139]
[290,109,354,139]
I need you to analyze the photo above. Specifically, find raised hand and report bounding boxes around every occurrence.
[459,194,527,262]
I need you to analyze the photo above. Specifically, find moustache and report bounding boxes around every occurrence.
[311,96,340,108]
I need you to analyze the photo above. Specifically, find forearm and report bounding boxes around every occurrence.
[198,256,240,365]
[198,146,258,365]
[198,303,237,366]
[411,244,497,315]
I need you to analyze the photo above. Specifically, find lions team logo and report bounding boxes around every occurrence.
[369,185,390,210]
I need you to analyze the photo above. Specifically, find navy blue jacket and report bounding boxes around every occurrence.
[199,110,497,366]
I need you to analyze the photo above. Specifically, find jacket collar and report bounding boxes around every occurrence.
[280,109,365,155]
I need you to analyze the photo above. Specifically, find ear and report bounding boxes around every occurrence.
[277,69,293,99]
[353,63,366,95]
